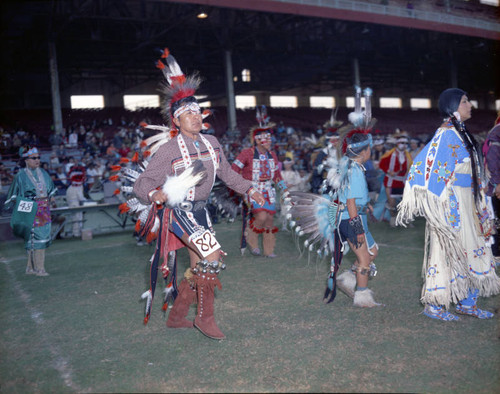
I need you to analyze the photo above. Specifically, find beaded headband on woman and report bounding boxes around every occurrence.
[347,134,373,152]
[20,146,39,158]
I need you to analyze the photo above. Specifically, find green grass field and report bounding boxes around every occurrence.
[1,217,499,393]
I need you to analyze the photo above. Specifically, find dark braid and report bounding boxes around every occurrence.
[449,115,483,204]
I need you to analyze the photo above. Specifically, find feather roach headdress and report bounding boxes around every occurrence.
[157,48,200,128]
[68,164,86,186]
[323,107,343,135]
[338,86,375,157]
[347,86,374,130]
[250,105,276,144]
[137,48,212,158]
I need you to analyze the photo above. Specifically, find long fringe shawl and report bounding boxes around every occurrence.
[395,185,500,308]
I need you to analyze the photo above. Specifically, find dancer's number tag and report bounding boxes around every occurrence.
[17,200,34,213]
[192,230,220,257]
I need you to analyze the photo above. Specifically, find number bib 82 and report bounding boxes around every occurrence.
[192,230,221,257]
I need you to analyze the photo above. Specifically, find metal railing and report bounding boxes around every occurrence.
[274,0,500,33]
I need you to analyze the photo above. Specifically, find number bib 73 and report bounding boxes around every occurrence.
[192,230,221,257]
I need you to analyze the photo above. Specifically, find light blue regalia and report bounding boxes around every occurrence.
[397,120,500,308]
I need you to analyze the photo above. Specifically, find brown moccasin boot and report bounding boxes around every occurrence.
[194,272,225,340]
[166,278,196,328]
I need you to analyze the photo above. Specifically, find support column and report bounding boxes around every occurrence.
[352,57,360,87]
[49,41,64,135]
[224,50,237,133]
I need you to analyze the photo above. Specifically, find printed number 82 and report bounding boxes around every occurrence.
[195,232,217,252]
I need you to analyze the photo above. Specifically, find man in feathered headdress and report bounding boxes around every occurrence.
[485,111,500,265]
[232,106,289,258]
[132,49,264,340]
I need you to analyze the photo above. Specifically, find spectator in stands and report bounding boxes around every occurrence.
[1,131,13,154]
[485,112,500,265]
[409,137,422,159]
[56,143,67,159]
[406,0,415,17]
[94,127,104,142]
[68,128,78,148]
[281,158,303,192]
[66,164,87,237]
[16,128,27,140]
[310,130,340,194]
[298,168,311,192]
[371,137,385,167]
[65,157,76,174]
[315,123,323,136]
[276,121,286,142]
[86,162,98,191]
[284,142,295,162]
[118,143,131,158]
[106,142,119,161]
[28,133,40,147]
[49,130,62,149]
[95,158,107,180]
[384,134,396,152]
[12,134,22,152]
[5,146,56,276]
[112,128,125,150]
[100,139,110,156]
[364,155,382,196]
[52,165,69,196]
[0,163,14,186]
[378,132,412,227]
[78,124,87,143]
[84,135,100,156]
[49,151,60,171]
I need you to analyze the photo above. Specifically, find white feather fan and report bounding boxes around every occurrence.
[162,160,207,207]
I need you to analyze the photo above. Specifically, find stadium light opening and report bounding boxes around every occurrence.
[197,9,208,19]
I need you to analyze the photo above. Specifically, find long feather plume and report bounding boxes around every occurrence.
[141,289,152,322]
[125,197,150,214]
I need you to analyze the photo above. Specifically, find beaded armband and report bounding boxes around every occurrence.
[348,215,364,235]
[247,187,257,198]
[277,179,287,191]
[148,190,157,202]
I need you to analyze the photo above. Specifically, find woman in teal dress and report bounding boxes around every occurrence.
[5,146,56,276]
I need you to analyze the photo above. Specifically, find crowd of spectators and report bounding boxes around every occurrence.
[0,109,494,233]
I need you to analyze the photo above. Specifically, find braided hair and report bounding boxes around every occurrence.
[438,88,483,204]
[450,115,483,204]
